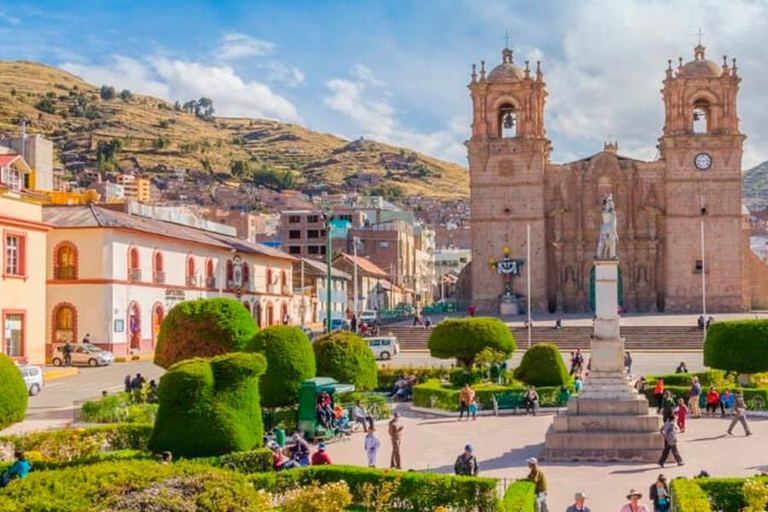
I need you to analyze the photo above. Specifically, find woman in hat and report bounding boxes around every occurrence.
[620,489,650,512]
[649,475,670,512]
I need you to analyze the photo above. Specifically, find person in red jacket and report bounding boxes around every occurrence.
[705,387,720,417]
[311,442,332,466]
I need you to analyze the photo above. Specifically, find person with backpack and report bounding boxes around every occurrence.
[658,419,684,468]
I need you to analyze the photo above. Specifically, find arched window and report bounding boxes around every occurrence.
[266,302,274,326]
[153,251,164,284]
[186,256,196,286]
[52,303,76,344]
[206,259,215,288]
[151,303,164,346]
[128,247,141,282]
[266,268,274,293]
[280,270,288,294]
[693,99,711,134]
[54,242,78,280]
[226,259,234,287]
[498,103,517,138]
[242,262,250,290]
[280,302,289,324]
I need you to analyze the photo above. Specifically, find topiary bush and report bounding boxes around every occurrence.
[514,343,570,387]
[313,331,377,391]
[245,325,316,408]
[428,317,516,368]
[704,319,768,375]
[154,298,258,369]
[0,353,28,430]
[149,352,267,458]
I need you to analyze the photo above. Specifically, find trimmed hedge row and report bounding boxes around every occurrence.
[704,319,768,374]
[413,379,569,411]
[647,370,730,387]
[671,476,768,512]
[251,465,500,512]
[503,480,536,512]
[670,478,712,512]
[0,353,28,430]
[376,366,450,392]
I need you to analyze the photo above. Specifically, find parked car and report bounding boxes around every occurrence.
[367,336,399,360]
[359,310,378,324]
[51,344,114,367]
[18,365,44,396]
[328,318,350,331]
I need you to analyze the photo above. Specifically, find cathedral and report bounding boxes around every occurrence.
[467,43,760,313]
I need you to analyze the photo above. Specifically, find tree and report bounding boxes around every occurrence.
[0,354,28,430]
[513,343,570,387]
[148,352,267,457]
[428,317,516,368]
[704,319,768,376]
[173,100,181,111]
[197,97,215,118]
[313,331,377,391]
[96,138,123,173]
[99,85,116,100]
[119,89,133,102]
[154,298,258,369]
[230,159,252,178]
[35,97,55,114]
[245,325,316,407]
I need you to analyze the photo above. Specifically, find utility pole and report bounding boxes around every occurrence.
[353,235,359,331]
[700,196,708,341]
[322,202,333,334]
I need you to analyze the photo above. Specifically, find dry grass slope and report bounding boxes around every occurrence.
[0,60,468,199]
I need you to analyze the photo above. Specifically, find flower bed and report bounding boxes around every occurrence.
[79,392,158,424]
[502,480,536,512]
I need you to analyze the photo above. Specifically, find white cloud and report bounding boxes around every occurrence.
[324,66,467,163]
[263,61,305,87]
[61,55,302,123]
[0,11,21,25]
[214,32,274,60]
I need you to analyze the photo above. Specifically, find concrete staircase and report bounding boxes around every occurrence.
[383,325,704,351]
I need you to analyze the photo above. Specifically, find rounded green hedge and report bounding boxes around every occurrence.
[704,320,768,374]
[0,353,28,430]
[149,352,267,458]
[513,343,570,387]
[246,325,316,408]
[154,297,258,369]
[428,317,516,368]
[313,331,377,391]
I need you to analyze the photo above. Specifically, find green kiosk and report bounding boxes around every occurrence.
[298,377,355,440]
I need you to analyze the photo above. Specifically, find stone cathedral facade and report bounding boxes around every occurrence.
[467,44,755,313]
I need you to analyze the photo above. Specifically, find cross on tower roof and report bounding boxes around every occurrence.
[696,28,704,46]
[504,30,510,49]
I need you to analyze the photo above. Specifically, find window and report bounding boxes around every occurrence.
[55,243,77,280]
[694,260,704,273]
[128,247,141,281]
[307,230,319,239]
[242,262,250,289]
[307,215,320,223]
[289,230,301,239]
[320,230,327,237]
[0,167,22,191]
[498,103,517,138]
[4,233,25,277]
[692,99,711,134]
[153,251,164,283]
[288,246,301,255]
[308,246,320,255]
[319,245,326,255]
[3,313,24,357]
[339,214,352,222]
[379,241,389,248]
[186,256,196,286]
[206,259,215,288]
[53,304,76,344]
[288,215,301,223]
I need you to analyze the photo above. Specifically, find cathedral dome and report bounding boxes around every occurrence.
[679,45,723,79]
[487,48,526,83]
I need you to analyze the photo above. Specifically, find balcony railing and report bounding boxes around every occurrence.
[206,277,216,289]
[153,271,166,284]
[54,266,76,280]
[128,268,142,282]
[281,284,291,295]
[187,275,198,287]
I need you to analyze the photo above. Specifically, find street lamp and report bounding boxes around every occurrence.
[700,196,708,340]
[321,200,334,334]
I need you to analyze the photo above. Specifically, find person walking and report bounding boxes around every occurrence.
[124,374,132,393]
[621,489,650,512]
[688,377,702,419]
[364,427,380,467]
[458,383,475,421]
[453,444,479,476]
[661,391,676,423]
[468,396,479,420]
[467,303,476,317]
[388,411,404,469]
[526,458,548,512]
[565,492,590,512]
[676,361,688,374]
[726,390,752,437]
[674,398,687,433]
[649,474,671,512]
[624,351,633,376]
[658,419,684,468]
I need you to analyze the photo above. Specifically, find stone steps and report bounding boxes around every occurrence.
[552,413,662,433]
[567,397,651,416]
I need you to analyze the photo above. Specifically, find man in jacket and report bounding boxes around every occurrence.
[565,492,590,512]
[453,444,479,476]
[727,390,752,436]
[526,457,549,512]
[658,419,684,468]
[688,377,702,418]
[388,411,404,469]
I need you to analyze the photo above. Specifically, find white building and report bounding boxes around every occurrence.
[44,204,296,357]
[292,258,350,326]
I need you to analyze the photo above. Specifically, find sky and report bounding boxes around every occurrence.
[1,0,768,169]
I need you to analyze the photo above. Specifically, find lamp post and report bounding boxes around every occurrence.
[352,235,360,331]
[699,195,708,341]
[322,201,334,334]
[526,223,532,349]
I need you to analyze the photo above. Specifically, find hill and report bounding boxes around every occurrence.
[744,159,768,210]
[0,60,468,200]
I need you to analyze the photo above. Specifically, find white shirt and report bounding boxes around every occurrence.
[364,434,380,452]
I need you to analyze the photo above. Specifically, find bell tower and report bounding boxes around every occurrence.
[658,44,746,311]
[466,46,550,313]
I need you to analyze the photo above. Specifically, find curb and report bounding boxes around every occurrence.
[43,368,79,381]
[114,353,154,363]
[410,405,560,417]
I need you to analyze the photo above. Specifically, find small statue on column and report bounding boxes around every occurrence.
[489,247,525,303]
[596,194,619,260]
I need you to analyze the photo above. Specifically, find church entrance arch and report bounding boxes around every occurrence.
[589,266,624,312]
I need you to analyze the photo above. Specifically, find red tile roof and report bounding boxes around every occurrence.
[0,153,21,167]
[333,252,388,278]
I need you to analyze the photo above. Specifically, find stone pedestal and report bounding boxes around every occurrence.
[499,301,519,316]
[542,260,663,462]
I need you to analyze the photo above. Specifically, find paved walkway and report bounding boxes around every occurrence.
[328,406,768,511]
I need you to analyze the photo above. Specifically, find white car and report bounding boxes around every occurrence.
[359,310,378,324]
[367,336,399,360]
[19,365,44,396]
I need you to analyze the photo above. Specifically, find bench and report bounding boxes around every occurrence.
[492,392,523,414]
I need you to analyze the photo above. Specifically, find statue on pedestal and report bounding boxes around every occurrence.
[596,194,618,260]
[489,247,525,304]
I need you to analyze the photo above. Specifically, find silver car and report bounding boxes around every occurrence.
[51,344,114,367]
[18,365,44,396]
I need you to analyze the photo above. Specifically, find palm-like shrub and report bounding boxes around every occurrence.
[428,317,515,368]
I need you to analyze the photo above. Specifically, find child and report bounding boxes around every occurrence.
[674,397,687,433]
[363,427,380,467]
[574,376,583,394]
[468,396,479,421]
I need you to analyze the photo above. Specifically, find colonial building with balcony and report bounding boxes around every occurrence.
[44,204,295,357]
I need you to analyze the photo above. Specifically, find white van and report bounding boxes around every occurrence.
[19,365,44,396]
[367,336,399,360]
[359,310,378,324]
